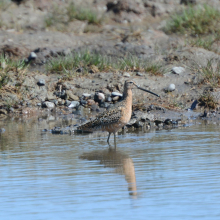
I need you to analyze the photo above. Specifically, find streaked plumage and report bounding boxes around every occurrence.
[77,80,159,148]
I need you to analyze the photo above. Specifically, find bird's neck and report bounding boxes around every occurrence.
[123,88,132,105]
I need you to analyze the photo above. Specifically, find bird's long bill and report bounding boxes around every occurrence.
[137,86,160,97]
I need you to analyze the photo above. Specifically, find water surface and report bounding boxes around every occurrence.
[0,118,220,220]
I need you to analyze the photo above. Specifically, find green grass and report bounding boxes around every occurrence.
[0,54,27,89]
[187,32,220,53]
[165,4,220,35]
[46,51,166,76]
[45,2,102,30]
[193,59,220,88]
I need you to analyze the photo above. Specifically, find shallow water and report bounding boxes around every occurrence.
[0,118,220,220]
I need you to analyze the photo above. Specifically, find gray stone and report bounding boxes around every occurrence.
[0,128,6,133]
[65,100,71,106]
[112,92,123,97]
[136,72,143,76]
[97,93,105,101]
[37,79,45,86]
[123,72,130,77]
[68,101,80,108]
[83,93,91,99]
[167,84,175,92]
[172,67,185,75]
[43,101,55,108]
[66,90,79,101]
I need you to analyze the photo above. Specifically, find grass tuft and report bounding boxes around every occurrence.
[45,2,102,31]
[165,4,220,35]
[194,59,220,88]
[46,52,166,76]
[198,92,218,109]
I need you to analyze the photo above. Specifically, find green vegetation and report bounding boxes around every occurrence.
[45,2,102,31]
[194,59,220,88]
[46,51,166,76]
[165,5,220,35]
[0,54,27,89]
[198,92,218,109]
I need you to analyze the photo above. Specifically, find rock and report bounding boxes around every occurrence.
[106,95,112,102]
[37,79,45,86]
[26,52,37,63]
[123,72,130,77]
[80,99,87,105]
[94,92,105,102]
[136,72,143,76]
[43,101,55,108]
[52,127,61,134]
[112,92,123,97]
[87,99,95,106]
[112,96,120,101]
[91,104,99,111]
[127,118,137,127]
[167,84,175,92]
[99,102,110,108]
[46,92,56,100]
[0,128,6,133]
[172,67,185,75]
[0,109,7,115]
[83,93,91,99]
[66,90,79,101]
[190,100,198,110]
[65,100,71,106]
[68,101,80,108]
[164,119,172,125]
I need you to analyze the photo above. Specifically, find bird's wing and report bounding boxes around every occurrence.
[77,108,122,131]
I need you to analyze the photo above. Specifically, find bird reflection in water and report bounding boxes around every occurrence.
[79,149,137,196]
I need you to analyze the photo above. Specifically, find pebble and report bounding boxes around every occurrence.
[66,90,79,101]
[167,84,175,92]
[172,67,185,75]
[91,104,99,111]
[65,100,71,106]
[123,72,130,77]
[164,119,172,125]
[37,79,45,86]
[0,128,6,133]
[68,101,80,108]
[112,92,123,97]
[190,100,198,110]
[87,99,95,106]
[27,52,37,63]
[136,72,143,76]
[112,96,120,101]
[83,93,91,99]
[80,99,87,105]
[99,102,110,108]
[106,95,112,102]
[43,101,55,108]
[97,92,105,102]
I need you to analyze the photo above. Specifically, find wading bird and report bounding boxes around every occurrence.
[77,80,159,148]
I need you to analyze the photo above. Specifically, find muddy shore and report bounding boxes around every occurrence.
[1,0,220,133]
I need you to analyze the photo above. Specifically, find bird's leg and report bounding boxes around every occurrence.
[107,132,111,146]
[113,133,117,149]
